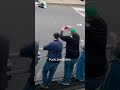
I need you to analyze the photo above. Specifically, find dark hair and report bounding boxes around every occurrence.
[53,33,60,39]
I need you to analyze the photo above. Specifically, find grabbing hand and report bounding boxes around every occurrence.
[61,27,65,31]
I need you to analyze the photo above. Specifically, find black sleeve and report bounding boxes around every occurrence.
[60,31,71,41]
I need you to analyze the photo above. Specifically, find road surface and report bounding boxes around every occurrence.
[35,5,85,47]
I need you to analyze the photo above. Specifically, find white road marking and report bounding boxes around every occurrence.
[72,7,85,17]
[77,24,82,26]
[73,7,85,11]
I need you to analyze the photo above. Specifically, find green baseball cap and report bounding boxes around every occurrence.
[70,27,76,33]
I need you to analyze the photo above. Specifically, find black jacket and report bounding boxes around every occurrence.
[60,31,80,59]
[86,16,107,78]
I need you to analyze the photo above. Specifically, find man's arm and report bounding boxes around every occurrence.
[43,42,53,50]
[60,31,71,41]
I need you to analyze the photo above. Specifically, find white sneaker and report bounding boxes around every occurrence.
[57,79,70,86]
[61,82,70,86]
[80,79,85,81]
[40,83,49,89]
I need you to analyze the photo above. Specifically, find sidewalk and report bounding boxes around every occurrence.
[36,0,85,6]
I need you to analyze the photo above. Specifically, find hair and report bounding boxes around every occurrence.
[53,33,60,39]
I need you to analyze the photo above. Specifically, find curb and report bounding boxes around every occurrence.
[47,2,85,6]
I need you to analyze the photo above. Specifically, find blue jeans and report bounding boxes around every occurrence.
[42,60,60,86]
[101,61,120,90]
[63,58,79,83]
[76,51,85,80]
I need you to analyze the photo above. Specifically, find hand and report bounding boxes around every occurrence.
[61,27,65,31]
[66,25,71,31]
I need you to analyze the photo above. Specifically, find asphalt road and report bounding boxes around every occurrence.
[35,5,85,47]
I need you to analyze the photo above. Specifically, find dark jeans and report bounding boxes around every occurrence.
[62,58,79,83]
[101,61,120,90]
[42,60,59,86]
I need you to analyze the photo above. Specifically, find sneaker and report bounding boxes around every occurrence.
[57,78,63,83]
[60,82,70,86]
[40,83,49,89]
[75,78,85,82]
[80,79,85,81]
[57,79,70,86]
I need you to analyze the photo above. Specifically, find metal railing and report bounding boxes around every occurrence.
[9,45,83,58]
[6,44,114,89]
[7,45,113,76]
[7,45,83,75]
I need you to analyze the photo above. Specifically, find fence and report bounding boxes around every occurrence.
[7,45,83,76]
[7,45,112,83]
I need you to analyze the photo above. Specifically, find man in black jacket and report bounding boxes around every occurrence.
[58,26,80,86]
[85,3,107,90]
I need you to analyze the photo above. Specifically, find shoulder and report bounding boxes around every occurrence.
[59,40,63,45]
[49,41,55,45]
[72,33,80,38]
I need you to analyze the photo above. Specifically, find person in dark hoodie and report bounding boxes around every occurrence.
[85,3,107,90]
[58,26,80,86]
[20,41,39,90]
